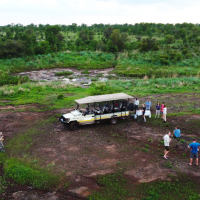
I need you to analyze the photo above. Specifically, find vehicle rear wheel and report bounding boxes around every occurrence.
[110,117,118,125]
[70,122,78,131]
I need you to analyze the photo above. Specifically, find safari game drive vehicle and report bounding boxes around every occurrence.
[59,93,134,130]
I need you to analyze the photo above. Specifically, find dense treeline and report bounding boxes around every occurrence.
[1,22,200,59]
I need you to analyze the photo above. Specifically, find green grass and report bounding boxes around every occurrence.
[82,69,90,74]
[0,76,199,111]
[135,174,200,200]
[4,158,60,190]
[0,51,116,77]
[55,71,73,76]
[88,173,131,200]
[0,81,88,111]
[88,173,200,200]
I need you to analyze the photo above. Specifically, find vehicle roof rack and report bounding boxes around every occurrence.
[75,93,134,105]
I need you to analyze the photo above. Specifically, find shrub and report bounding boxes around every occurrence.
[57,94,64,99]
[90,83,119,95]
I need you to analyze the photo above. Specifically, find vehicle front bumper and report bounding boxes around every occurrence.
[59,117,70,124]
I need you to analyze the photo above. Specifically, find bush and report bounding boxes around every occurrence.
[0,76,29,86]
[57,94,64,99]
[90,83,119,95]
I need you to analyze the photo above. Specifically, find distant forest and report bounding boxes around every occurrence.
[1,23,200,61]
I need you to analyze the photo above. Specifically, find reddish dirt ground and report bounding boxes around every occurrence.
[0,93,200,199]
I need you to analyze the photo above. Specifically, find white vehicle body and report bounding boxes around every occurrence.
[61,109,130,125]
[59,93,133,130]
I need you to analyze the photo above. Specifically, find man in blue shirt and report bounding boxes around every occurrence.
[145,99,151,110]
[173,126,181,140]
[188,139,200,166]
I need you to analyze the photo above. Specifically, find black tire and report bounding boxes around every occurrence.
[70,122,78,131]
[110,117,118,125]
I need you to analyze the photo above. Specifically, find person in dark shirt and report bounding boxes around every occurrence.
[155,103,160,118]
[142,104,146,122]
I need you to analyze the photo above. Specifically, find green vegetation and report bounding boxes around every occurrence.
[55,71,73,76]
[0,81,86,110]
[0,51,115,77]
[82,69,90,74]
[0,75,29,87]
[0,173,8,195]
[0,77,199,111]
[89,173,131,200]
[89,173,200,200]
[136,175,200,200]
[1,22,200,195]
[4,158,59,189]
[0,117,65,191]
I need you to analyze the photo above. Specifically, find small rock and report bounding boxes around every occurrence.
[54,128,61,132]
[69,187,90,197]
[12,191,27,198]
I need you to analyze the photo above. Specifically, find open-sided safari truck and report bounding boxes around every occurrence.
[59,93,134,130]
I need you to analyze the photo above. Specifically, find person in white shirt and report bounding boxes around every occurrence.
[134,98,139,113]
[163,105,167,123]
[163,132,171,159]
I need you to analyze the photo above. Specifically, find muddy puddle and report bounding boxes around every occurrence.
[17,68,132,86]
[18,68,113,86]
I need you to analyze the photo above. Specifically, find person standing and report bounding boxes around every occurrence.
[173,126,181,139]
[163,105,167,123]
[155,103,160,118]
[188,139,200,166]
[145,99,151,110]
[134,98,139,113]
[0,132,5,152]
[142,104,146,122]
[161,102,165,119]
[163,132,171,159]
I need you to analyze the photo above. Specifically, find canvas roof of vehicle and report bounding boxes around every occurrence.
[75,93,134,105]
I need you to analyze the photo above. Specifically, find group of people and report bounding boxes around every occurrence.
[134,98,167,123]
[163,128,200,166]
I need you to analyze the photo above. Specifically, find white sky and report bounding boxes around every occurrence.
[0,0,200,26]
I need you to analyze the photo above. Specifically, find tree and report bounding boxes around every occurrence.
[139,37,159,52]
[45,25,64,51]
[104,26,113,41]
[165,35,175,44]
[110,29,127,51]
[6,30,13,39]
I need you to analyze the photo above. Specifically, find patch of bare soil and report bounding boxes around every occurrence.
[0,104,37,111]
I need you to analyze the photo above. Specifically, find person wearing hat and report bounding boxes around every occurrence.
[0,132,5,152]
[188,139,200,166]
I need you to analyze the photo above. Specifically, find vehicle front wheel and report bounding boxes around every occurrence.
[70,122,78,131]
[110,117,118,125]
